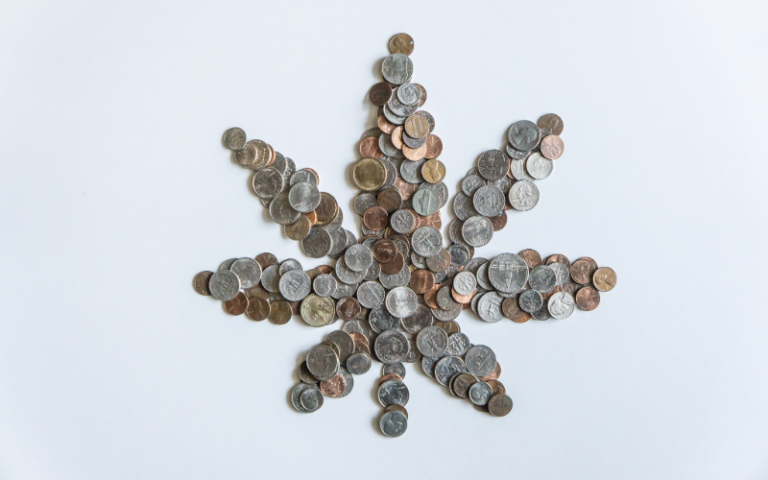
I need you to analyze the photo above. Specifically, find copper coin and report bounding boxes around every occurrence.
[372,239,398,263]
[486,379,506,395]
[546,254,571,270]
[593,267,617,292]
[577,256,599,270]
[389,33,414,56]
[540,135,564,160]
[369,82,393,106]
[451,288,476,305]
[316,265,334,275]
[453,373,477,399]
[518,249,542,268]
[377,188,402,213]
[356,343,372,357]
[394,176,418,200]
[319,373,347,398]
[562,281,583,297]
[377,114,396,134]
[378,373,404,386]
[255,253,278,270]
[576,286,601,311]
[352,158,387,191]
[336,297,362,321]
[501,296,531,323]
[384,404,409,420]
[349,332,369,347]
[571,258,597,284]
[409,269,435,295]
[289,301,301,316]
[541,285,563,301]
[404,115,430,139]
[244,285,270,301]
[193,271,213,296]
[489,210,507,231]
[380,252,404,274]
[538,113,564,135]
[425,134,442,159]
[414,84,427,107]
[402,142,427,161]
[421,159,446,184]
[363,206,389,230]
[391,126,404,150]
[285,215,312,241]
[268,300,292,324]
[246,297,270,321]
[223,292,248,316]
[315,193,338,225]
[424,284,441,309]
[436,321,460,335]
[421,211,442,229]
[302,210,318,226]
[479,362,501,381]
[359,136,384,158]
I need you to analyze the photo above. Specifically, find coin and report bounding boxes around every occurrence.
[269,193,301,225]
[519,289,543,313]
[244,296,269,321]
[369,82,394,106]
[478,150,509,181]
[570,258,597,284]
[255,252,278,270]
[268,300,292,324]
[299,385,324,412]
[222,127,246,150]
[526,152,553,180]
[416,326,448,358]
[346,352,372,375]
[453,192,479,221]
[593,267,617,292]
[223,292,248,316]
[508,120,541,152]
[209,270,240,301]
[389,33,414,56]
[508,179,540,211]
[548,291,576,319]
[377,187,402,213]
[404,114,429,139]
[488,393,513,417]
[529,265,556,293]
[372,239,398,264]
[421,159,445,184]
[435,356,468,386]
[379,409,407,437]
[385,287,418,318]
[425,134,442,159]
[251,167,284,199]
[575,286,601,311]
[300,294,335,327]
[462,215,493,247]
[319,373,347,398]
[354,192,378,216]
[230,258,262,289]
[412,188,440,217]
[353,158,387,191]
[192,271,213,296]
[382,53,413,85]
[300,227,333,258]
[473,185,505,217]
[285,215,312,240]
[374,330,410,364]
[540,135,564,160]
[537,113,564,136]
[469,380,493,406]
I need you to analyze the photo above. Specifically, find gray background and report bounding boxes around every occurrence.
[1,0,767,479]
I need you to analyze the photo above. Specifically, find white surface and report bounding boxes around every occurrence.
[1,1,767,479]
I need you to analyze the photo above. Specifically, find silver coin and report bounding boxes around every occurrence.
[473,185,505,217]
[403,337,420,365]
[453,271,477,296]
[419,182,448,208]
[379,133,399,157]
[410,226,442,257]
[436,285,460,311]
[469,381,493,406]
[331,277,358,300]
[508,120,541,152]
[269,193,300,225]
[383,103,406,125]
[426,249,450,274]
[369,306,399,333]
[278,269,311,301]
[401,304,433,334]
[279,258,302,274]
[385,287,418,318]
[461,215,493,247]
[354,192,378,216]
[461,174,487,197]
[388,91,419,117]
[382,362,406,379]
[432,305,462,322]
[290,169,318,187]
[421,356,438,378]
[410,252,427,269]
[379,410,407,437]
[529,265,556,293]
[288,182,321,213]
[313,273,337,297]
[233,142,256,168]
[390,209,417,234]
[508,180,540,211]
[337,367,354,397]
[446,333,471,357]
[346,352,372,375]
[327,227,349,260]
[414,110,435,133]
[411,188,440,217]
[416,326,448,358]
[343,318,372,338]
[465,345,497,377]
[230,258,261,289]
[476,262,493,290]
[320,208,344,233]
[306,344,339,381]
[374,330,410,364]
[382,53,414,85]
[378,378,410,407]
[519,289,543,313]
[397,82,420,105]
[510,156,534,181]
[487,253,528,293]
[379,263,410,289]
[471,292,483,314]
[549,262,570,286]
[532,305,551,321]
[208,270,240,301]
[251,167,284,199]
[477,291,504,323]
[401,131,427,148]
[357,281,385,309]
[335,257,365,285]
[465,257,488,275]
[218,258,237,271]
[327,330,355,364]
[435,356,468,386]
[449,219,467,246]
[299,386,324,412]
[285,157,296,178]
[300,227,333,258]
[506,143,530,160]
[260,264,281,293]
[391,236,410,259]
[477,150,509,180]
[291,383,315,413]
[400,158,425,184]
[344,244,373,273]
[525,152,553,180]
[490,176,512,195]
[453,192,479,221]
[363,260,382,282]
[223,127,246,151]
[448,243,471,267]
[270,151,287,176]
[548,291,576,320]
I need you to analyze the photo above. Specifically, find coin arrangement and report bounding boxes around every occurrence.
[193,33,618,437]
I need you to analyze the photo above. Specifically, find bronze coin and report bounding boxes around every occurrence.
[409,269,435,295]
[349,332,369,347]
[378,373,404,385]
[285,215,312,241]
[384,404,409,420]
[315,193,338,225]
[369,82,393,106]
[453,373,477,399]
[244,285,270,300]
[319,373,347,398]
[421,159,446,184]
[540,134,564,160]
[424,284,441,309]
[363,206,389,230]
[355,342,372,357]
[426,249,450,273]
[538,113,564,136]
[576,286,601,311]
[489,210,507,231]
[404,115,430,139]
[518,249,542,268]
[487,393,513,417]
[372,239,398,263]
[570,258,597,284]
[289,301,301,316]
[223,292,249,316]
[501,296,531,323]
[380,252,404,274]
[393,176,417,200]
[246,297,270,321]
[593,267,617,292]
[451,288,476,305]
[425,134,442,159]
[389,33,414,56]
[414,83,427,107]
[541,285,563,301]
[391,126,404,150]
[402,142,427,161]
[352,158,387,191]
[577,256,599,270]
[302,210,318,226]
[336,297,361,321]
[562,281,583,297]
[359,136,384,158]
[479,362,501,381]
[421,211,442,229]
[254,252,278,270]
[193,271,213,296]
[268,300,292,324]
[316,265,334,275]
[377,188,403,213]
[377,114,396,134]
[486,379,506,396]
[546,254,571,270]
[436,320,460,335]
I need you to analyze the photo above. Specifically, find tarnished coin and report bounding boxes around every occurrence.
[382,362,406,380]
[268,300,292,325]
[502,296,531,323]
[223,292,248,316]
[299,361,319,384]
[421,159,446,184]
[326,330,355,364]
[245,297,270,321]
[462,215,493,247]
[401,304,434,334]
[453,192,479,221]
[290,383,314,412]
[385,287,418,318]
[526,152,553,180]
[548,291,576,319]
[319,373,347,398]
[478,150,509,181]
[425,134,443,159]
[519,289,543,313]
[488,393,514,417]
[409,269,435,295]
[230,258,262,289]
[315,193,339,226]
[576,286,601,311]
[389,33,414,56]
[193,271,214,296]
[300,227,333,259]
[379,409,408,438]
[465,345,497,377]
[255,252,278,270]
[300,294,335,327]
[285,215,312,241]
[209,270,240,301]
[223,127,246,151]
[363,206,388,231]
[354,192,378,216]
[306,344,339,382]
[453,373,478,399]
[570,258,597,284]
[234,142,256,167]
[416,325,448,358]
[529,265,556,293]
[593,267,617,292]
[353,158,387,191]
[346,352,372,375]
[518,249,542,268]
[377,187,402,213]
[369,82,394,106]
[379,252,405,275]
[469,380,493,406]
[541,135,565,160]
[359,136,384,158]
[508,120,541,152]
[404,114,429,139]
[448,243,471,267]
[369,306,398,333]
[508,179,540,211]
[375,329,410,364]
[473,185,505,217]
[252,167,284,199]
[382,53,413,85]
[378,378,409,407]
[538,113,564,136]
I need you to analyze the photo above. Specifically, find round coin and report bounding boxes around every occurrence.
[541,135,565,160]
[575,286,601,311]
[192,271,213,296]
[209,270,240,301]
[593,267,617,292]
[389,33,414,56]
[465,345,497,377]
[488,393,514,417]
[548,291,576,319]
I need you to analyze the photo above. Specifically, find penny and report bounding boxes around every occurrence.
[570,258,597,284]
[349,332,369,348]
[223,292,248,316]
[314,193,339,226]
[421,159,445,184]
[359,135,384,158]
[593,267,617,292]
[192,271,213,296]
[538,113,564,136]
[369,82,394,106]
[363,206,388,231]
[390,126,404,149]
[402,142,427,161]
[372,239,398,264]
[353,158,387,191]
[245,296,270,321]
[546,253,571,270]
[285,215,312,240]
[319,373,347,398]
[575,286,601,311]
[408,268,435,295]
[425,134,442,159]
[436,320,460,335]
[377,115,396,135]
[479,362,501,381]
[502,296,531,323]
[209,270,240,301]
[389,33,414,56]
[489,210,508,231]
[541,135,565,160]
[488,393,513,417]
[486,379,506,396]
[268,300,292,324]
[516,249,541,269]
[380,252,405,275]
[508,120,541,152]
[255,252,278,270]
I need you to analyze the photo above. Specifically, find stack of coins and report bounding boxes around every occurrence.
[377,363,409,437]
[291,335,356,413]
[221,128,351,259]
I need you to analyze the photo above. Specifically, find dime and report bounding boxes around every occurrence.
[379,410,408,438]
[508,120,541,152]
[593,267,617,292]
[290,383,314,412]
[299,386,324,413]
[575,286,601,311]
[390,209,417,234]
[529,265,556,293]
[570,258,597,284]
[549,262,570,286]
[446,333,471,357]
[525,152,553,180]
[416,326,448,358]
[192,271,213,296]
[223,292,248,316]
[234,142,256,168]
[300,294,335,327]
[369,82,394,106]
[382,53,413,85]
[268,300,292,324]
[540,135,564,160]
[209,270,240,301]
[353,158,387,191]
[465,345,497,377]
[478,150,509,180]
[462,174,487,196]
[319,373,347,398]
[306,344,339,381]
[537,113,564,136]
[548,291,576,319]
[462,215,493,247]
[488,393,513,417]
[222,127,246,150]
[346,352,372,375]
[389,33,414,56]
[453,271,477,296]
[421,159,446,184]
[290,169,318,187]
[473,185,505,217]
[230,258,262,289]
[469,380,493,406]
[508,179,540,211]
[354,193,378,216]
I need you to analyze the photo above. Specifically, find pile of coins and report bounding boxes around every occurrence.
[221,128,353,259]
[377,363,409,437]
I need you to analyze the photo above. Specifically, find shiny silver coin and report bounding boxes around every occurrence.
[488,253,529,293]
[385,287,418,318]
[337,367,354,397]
[411,188,440,216]
[464,257,488,275]
[390,209,417,234]
[421,356,438,378]
[519,289,544,313]
[462,174,487,196]
[449,219,468,246]
[331,278,358,300]
[508,120,541,152]
[288,182,321,213]
[278,258,302,274]
[269,193,300,225]
[525,152,554,180]
[357,281,385,309]
[548,291,576,320]
[382,53,414,85]
[453,192,479,221]
[374,330,410,364]
[453,271,477,296]
[260,264,281,293]
[473,185,505,217]
[477,291,504,323]
[529,265,556,293]
[508,179,540,211]
[388,92,419,117]
[326,227,349,260]
[435,356,468,386]
[208,270,240,301]
[396,82,421,105]
[223,127,246,151]
[400,158,425,184]
[465,345,497,377]
[416,326,448,358]
[510,156,534,181]
[410,226,442,257]
[477,150,509,181]
[313,273,337,297]
[446,333,471,357]
[461,215,493,247]
[410,252,427,269]
[278,269,311,301]
[335,257,365,284]
[490,176,512,195]
[471,292,484,314]
[346,352,372,375]
[289,169,318,187]
[402,337,420,364]
[378,378,410,407]
[300,227,333,258]
[382,362,407,379]
[401,304,434,334]
[344,244,373,273]
[230,258,261,289]
[476,262,493,290]
[469,380,493,406]
[306,344,340,381]
[369,306,399,333]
